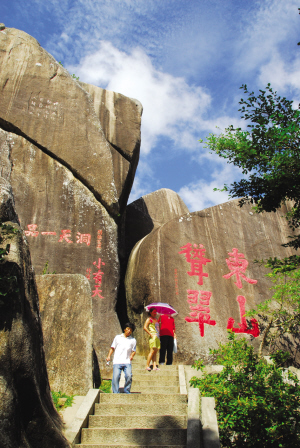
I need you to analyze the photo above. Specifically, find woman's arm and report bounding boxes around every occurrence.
[143,318,153,337]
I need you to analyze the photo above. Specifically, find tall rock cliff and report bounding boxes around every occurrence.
[0,27,142,376]
[0,144,69,447]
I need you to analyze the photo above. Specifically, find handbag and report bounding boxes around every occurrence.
[173,338,177,354]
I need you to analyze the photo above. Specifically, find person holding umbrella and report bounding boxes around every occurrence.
[143,308,160,371]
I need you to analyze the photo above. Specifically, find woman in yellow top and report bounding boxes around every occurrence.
[143,308,160,371]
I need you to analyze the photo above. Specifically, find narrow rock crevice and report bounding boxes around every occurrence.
[2,78,9,90]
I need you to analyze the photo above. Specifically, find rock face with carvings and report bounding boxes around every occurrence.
[36,274,93,395]
[0,27,142,375]
[0,27,142,216]
[117,188,190,327]
[0,175,68,446]
[125,199,297,363]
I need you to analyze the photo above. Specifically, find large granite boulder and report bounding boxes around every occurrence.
[0,129,121,373]
[116,188,190,327]
[80,82,142,214]
[0,27,142,216]
[125,199,296,363]
[124,188,190,259]
[36,274,93,395]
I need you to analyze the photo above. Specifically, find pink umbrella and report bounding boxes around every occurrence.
[145,302,178,317]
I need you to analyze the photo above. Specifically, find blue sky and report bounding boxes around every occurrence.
[2,0,300,211]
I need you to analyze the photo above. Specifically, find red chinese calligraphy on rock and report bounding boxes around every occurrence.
[25,224,39,237]
[91,258,105,299]
[185,290,216,337]
[97,230,102,249]
[93,258,105,270]
[223,248,257,289]
[179,243,212,286]
[92,286,104,299]
[86,268,91,280]
[76,232,91,246]
[58,229,73,244]
[227,295,259,337]
[93,270,104,285]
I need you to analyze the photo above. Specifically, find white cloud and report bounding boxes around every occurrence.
[177,161,242,212]
[236,0,299,75]
[70,41,212,155]
[258,52,300,95]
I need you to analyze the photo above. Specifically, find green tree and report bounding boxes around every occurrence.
[247,260,300,360]
[201,83,300,250]
[190,332,300,448]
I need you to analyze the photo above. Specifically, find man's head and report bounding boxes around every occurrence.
[123,322,135,337]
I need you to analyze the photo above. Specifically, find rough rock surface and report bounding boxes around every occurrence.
[36,274,93,395]
[0,28,142,216]
[0,129,121,373]
[0,201,68,446]
[80,82,142,214]
[124,188,190,259]
[125,199,297,363]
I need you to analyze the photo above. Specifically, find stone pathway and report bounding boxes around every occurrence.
[75,355,188,447]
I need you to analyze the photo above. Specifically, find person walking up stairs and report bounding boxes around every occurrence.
[75,354,188,447]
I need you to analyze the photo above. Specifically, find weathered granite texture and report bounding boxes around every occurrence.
[36,274,93,396]
[80,82,142,215]
[0,27,142,216]
[0,129,121,374]
[124,188,190,259]
[125,198,297,363]
[117,188,190,327]
[0,224,69,446]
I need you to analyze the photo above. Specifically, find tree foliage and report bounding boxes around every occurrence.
[201,84,300,249]
[247,260,300,360]
[190,332,300,448]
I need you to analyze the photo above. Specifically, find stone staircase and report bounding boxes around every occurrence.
[75,355,188,447]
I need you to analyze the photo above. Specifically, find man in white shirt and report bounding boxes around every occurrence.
[106,322,136,393]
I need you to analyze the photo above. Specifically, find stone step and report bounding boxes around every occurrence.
[89,414,187,429]
[99,393,187,404]
[132,378,177,387]
[76,445,186,447]
[94,403,187,416]
[133,373,179,382]
[81,428,187,445]
[132,364,178,370]
[133,370,179,376]
[131,385,180,394]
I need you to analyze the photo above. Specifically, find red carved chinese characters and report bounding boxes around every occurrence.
[223,248,259,337]
[25,224,39,237]
[92,258,105,298]
[180,242,215,337]
[86,268,91,280]
[179,243,212,285]
[227,296,259,337]
[223,248,257,289]
[185,290,216,337]
[58,229,73,244]
[97,230,102,249]
[76,232,91,246]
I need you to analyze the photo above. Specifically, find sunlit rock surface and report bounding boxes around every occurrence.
[125,198,297,363]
